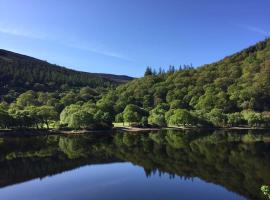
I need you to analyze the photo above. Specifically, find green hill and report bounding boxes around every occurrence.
[1,39,270,129]
[102,38,270,127]
[0,49,133,94]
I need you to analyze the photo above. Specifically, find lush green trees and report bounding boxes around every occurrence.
[1,39,270,129]
[36,106,59,128]
[115,113,124,126]
[167,109,197,127]
[242,110,263,127]
[96,92,116,113]
[60,103,113,129]
[99,38,270,128]
[16,91,38,107]
[79,87,97,101]
[206,109,227,127]
[0,49,130,97]
[60,92,78,106]
[68,111,94,129]
[148,104,168,127]
[140,116,149,127]
[123,104,147,125]
[227,112,245,126]
[261,185,270,199]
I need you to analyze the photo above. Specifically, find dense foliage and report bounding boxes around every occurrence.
[1,39,270,129]
[0,87,116,129]
[102,38,270,127]
[261,185,270,199]
[0,49,132,100]
[0,50,132,129]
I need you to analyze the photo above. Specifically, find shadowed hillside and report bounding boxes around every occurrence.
[0,49,133,93]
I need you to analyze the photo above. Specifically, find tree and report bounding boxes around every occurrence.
[140,116,148,127]
[195,88,218,111]
[79,87,97,101]
[60,104,81,126]
[16,91,38,108]
[148,105,167,127]
[168,109,196,127]
[144,67,153,76]
[242,110,263,127]
[123,110,138,125]
[69,110,94,129]
[94,110,113,127]
[123,104,145,125]
[207,108,227,127]
[115,113,124,126]
[36,106,59,129]
[169,100,188,109]
[0,109,12,129]
[261,185,270,200]
[60,92,78,106]
[227,112,245,127]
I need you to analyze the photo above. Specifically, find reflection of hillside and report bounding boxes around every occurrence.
[112,130,270,200]
[0,130,269,199]
[0,134,121,188]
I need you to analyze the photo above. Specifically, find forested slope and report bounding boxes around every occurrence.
[101,38,270,127]
[1,39,270,129]
[0,49,133,129]
[0,49,133,94]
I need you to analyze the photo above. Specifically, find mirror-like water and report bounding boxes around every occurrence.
[0,129,269,200]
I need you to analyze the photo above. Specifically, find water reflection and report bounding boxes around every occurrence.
[0,129,269,199]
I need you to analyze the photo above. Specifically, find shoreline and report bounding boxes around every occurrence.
[0,126,269,137]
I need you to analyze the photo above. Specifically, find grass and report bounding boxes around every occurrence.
[113,122,127,127]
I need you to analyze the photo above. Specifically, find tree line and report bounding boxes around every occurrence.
[0,38,270,129]
[106,38,270,128]
[0,88,114,129]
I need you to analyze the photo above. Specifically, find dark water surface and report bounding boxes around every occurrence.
[0,129,269,200]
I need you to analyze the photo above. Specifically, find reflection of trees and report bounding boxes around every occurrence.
[0,130,270,199]
[112,130,270,200]
[0,134,119,187]
[58,137,90,159]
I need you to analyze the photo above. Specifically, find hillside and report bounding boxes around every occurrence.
[1,39,270,130]
[100,38,270,127]
[0,49,133,93]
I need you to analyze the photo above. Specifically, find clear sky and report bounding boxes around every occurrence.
[0,0,269,77]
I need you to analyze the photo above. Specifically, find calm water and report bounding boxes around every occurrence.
[0,129,269,200]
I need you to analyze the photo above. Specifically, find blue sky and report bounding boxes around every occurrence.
[0,0,269,77]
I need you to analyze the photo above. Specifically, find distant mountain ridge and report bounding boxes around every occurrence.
[0,49,133,92]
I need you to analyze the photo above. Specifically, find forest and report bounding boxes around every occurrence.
[0,38,270,129]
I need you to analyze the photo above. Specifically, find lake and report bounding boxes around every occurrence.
[0,129,269,200]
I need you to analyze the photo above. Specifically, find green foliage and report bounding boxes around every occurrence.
[140,116,149,127]
[206,108,227,127]
[261,185,270,199]
[167,109,196,127]
[16,91,38,107]
[242,110,263,127]
[0,49,131,96]
[115,113,124,125]
[123,104,147,124]
[101,38,270,127]
[148,104,168,127]
[0,109,12,129]
[144,66,153,76]
[60,103,113,129]
[1,39,270,129]
[227,112,245,126]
